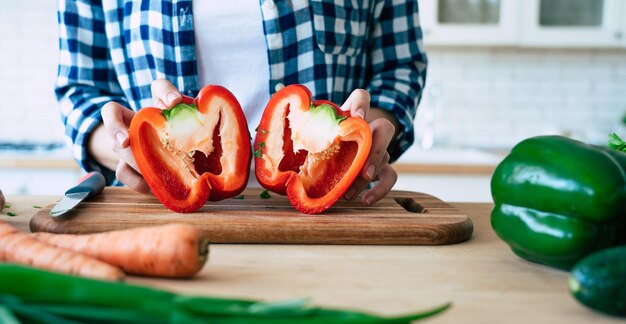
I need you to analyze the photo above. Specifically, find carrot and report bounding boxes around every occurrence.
[32,223,209,278]
[0,220,124,281]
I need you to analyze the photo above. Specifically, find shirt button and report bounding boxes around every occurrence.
[264,0,275,9]
[274,82,285,92]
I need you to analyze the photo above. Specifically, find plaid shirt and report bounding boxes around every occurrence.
[56,0,427,184]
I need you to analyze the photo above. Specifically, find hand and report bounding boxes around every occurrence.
[340,89,398,206]
[99,102,151,194]
[95,78,183,194]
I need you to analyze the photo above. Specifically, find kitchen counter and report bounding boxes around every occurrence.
[3,195,620,324]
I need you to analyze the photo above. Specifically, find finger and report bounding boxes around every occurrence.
[382,151,390,165]
[362,118,395,181]
[102,102,142,173]
[344,119,394,200]
[362,164,397,206]
[340,89,370,120]
[111,142,141,174]
[116,160,151,194]
[101,102,135,149]
[151,78,181,108]
[344,152,388,201]
[343,175,370,201]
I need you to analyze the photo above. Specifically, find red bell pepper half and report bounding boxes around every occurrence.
[254,85,372,214]
[129,85,251,213]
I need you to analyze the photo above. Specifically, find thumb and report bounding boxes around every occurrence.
[340,89,371,120]
[151,78,182,109]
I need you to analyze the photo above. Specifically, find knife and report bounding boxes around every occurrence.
[50,172,106,217]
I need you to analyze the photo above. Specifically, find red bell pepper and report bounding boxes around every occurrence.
[129,85,251,213]
[254,85,372,214]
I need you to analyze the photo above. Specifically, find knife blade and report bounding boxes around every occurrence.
[50,172,106,217]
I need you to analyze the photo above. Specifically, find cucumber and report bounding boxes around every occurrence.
[569,245,626,317]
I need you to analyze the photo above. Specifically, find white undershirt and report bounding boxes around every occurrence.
[192,1,270,137]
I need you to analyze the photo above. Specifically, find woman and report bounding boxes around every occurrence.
[55,0,427,206]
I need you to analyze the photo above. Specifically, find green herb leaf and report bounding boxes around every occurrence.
[260,190,271,199]
[608,133,626,152]
[233,195,245,200]
[32,206,41,209]
[6,212,16,217]
[259,142,265,148]
[254,148,262,158]
[261,129,268,135]
[4,204,10,209]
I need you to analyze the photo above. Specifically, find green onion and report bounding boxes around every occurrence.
[0,263,451,323]
[0,305,20,324]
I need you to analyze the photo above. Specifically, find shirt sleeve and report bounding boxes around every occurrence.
[366,0,428,162]
[55,0,129,185]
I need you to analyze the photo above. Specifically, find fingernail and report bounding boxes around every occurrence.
[154,99,165,109]
[344,188,356,200]
[366,165,375,180]
[355,108,365,119]
[364,195,374,206]
[166,92,179,105]
[114,131,127,146]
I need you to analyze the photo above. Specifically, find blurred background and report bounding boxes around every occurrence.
[0,0,625,202]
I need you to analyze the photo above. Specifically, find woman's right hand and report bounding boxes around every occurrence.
[93,79,183,193]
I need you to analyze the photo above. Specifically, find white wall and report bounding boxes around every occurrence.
[0,1,65,144]
[416,47,626,150]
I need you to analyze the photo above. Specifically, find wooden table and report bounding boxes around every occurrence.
[3,195,622,324]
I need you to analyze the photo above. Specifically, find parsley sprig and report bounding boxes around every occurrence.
[608,133,626,152]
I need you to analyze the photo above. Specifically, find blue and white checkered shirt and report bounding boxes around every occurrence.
[56,0,427,184]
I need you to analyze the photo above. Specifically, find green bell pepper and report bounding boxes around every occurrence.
[491,135,626,270]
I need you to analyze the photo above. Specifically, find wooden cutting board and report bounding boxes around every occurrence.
[30,188,473,245]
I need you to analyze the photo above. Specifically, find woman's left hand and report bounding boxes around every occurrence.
[340,89,398,206]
